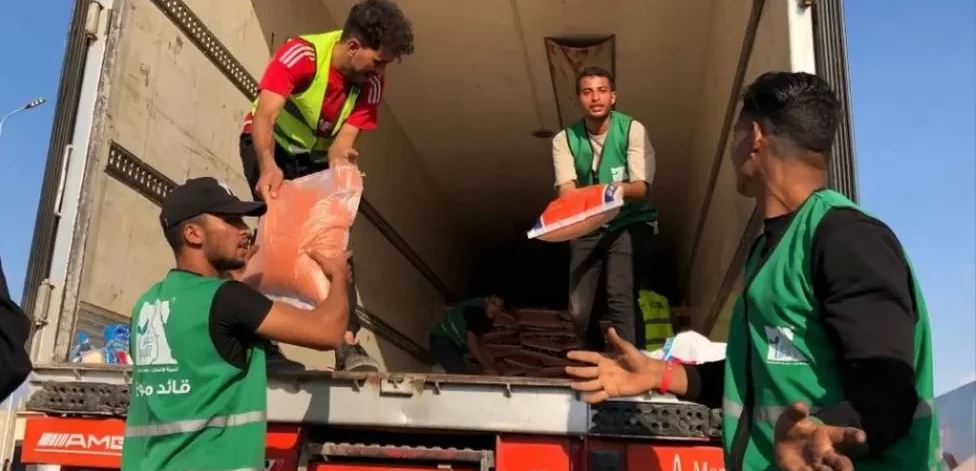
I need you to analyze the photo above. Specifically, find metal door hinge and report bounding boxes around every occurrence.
[30,279,55,329]
[84,1,109,40]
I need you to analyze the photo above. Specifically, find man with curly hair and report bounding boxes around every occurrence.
[239,0,414,372]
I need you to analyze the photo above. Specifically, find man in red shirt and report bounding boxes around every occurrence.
[239,0,414,372]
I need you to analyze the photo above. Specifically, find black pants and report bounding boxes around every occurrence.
[429,334,471,374]
[568,222,655,351]
[239,134,360,335]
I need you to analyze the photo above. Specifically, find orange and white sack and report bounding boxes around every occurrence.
[527,183,624,242]
[241,164,363,310]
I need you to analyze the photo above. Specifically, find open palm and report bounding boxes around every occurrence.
[565,328,659,404]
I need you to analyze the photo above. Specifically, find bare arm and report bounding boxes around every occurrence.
[557,182,578,197]
[252,90,286,171]
[620,181,647,202]
[254,252,350,350]
[466,331,498,373]
[328,123,363,166]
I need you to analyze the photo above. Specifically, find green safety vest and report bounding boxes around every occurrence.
[639,290,672,350]
[722,189,943,471]
[431,298,484,349]
[122,270,268,471]
[252,30,361,161]
[565,110,658,233]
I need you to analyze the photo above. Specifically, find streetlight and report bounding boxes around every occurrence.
[0,97,47,151]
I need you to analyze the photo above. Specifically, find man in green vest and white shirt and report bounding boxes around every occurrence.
[239,0,415,372]
[122,177,352,471]
[564,72,943,471]
[551,66,658,352]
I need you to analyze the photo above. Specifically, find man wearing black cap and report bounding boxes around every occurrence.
[121,177,352,471]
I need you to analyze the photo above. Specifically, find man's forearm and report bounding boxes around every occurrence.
[251,114,278,170]
[329,124,362,165]
[469,339,497,371]
[557,182,577,197]
[621,181,648,202]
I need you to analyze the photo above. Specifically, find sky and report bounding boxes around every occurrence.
[0,0,973,399]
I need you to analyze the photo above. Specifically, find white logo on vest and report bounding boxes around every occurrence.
[135,299,177,367]
[611,165,626,182]
[764,326,808,364]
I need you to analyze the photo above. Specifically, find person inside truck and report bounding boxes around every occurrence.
[551,66,657,352]
[0,255,32,403]
[429,295,504,375]
[121,177,352,471]
[238,0,415,373]
[564,71,942,471]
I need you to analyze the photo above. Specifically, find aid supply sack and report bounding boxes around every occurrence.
[241,164,363,310]
[527,183,624,242]
[644,330,728,365]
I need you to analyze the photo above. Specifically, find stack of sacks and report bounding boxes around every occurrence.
[472,308,584,378]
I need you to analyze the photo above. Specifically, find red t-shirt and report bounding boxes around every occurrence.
[242,37,383,136]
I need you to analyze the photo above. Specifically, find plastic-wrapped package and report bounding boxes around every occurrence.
[526,183,624,242]
[241,164,363,309]
[644,330,728,364]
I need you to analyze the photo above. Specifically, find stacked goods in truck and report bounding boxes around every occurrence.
[477,309,584,377]
[527,183,624,241]
[241,165,363,309]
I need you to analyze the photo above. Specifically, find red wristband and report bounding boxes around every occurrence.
[658,359,677,394]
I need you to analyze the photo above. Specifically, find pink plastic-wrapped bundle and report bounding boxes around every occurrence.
[240,164,363,309]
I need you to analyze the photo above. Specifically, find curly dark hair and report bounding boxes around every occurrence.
[341,0,415,60]
[576,66,615,94]
[740,71,840,155]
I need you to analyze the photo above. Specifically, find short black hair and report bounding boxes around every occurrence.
[341,0,415,60]
[163,215,204,253]
[576,66,615,94]
[740,71,841,155]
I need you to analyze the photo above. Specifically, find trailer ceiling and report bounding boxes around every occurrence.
[319,0,717,244]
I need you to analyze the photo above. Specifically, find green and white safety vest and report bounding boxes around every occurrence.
[431,298,485,349]
[122,270,268,471]
[639,290,672,350]
[252,30,361,161]
[565,110,657,233]
[722,189,943,471]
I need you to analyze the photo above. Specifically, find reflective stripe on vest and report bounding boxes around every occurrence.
[252,30,361,159]
[639,290,672,349]
[125,411,266,438]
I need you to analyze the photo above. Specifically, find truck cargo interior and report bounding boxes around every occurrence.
[24,0,819,376]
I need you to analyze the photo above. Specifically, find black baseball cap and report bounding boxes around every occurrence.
[159,177,266,229]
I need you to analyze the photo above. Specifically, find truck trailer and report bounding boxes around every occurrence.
[4,0,858,469]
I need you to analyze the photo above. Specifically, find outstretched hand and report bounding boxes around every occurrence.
[774,402,867,471]
[564,328,660,404]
